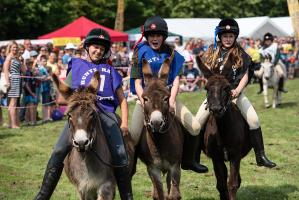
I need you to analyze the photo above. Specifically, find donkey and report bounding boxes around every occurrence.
[136,58,184,200]
[196,56,252,200]
[52,72,134,200]
[261,54,281,108]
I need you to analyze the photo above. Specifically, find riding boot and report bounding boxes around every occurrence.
[257,78,263,94]
[278,77,288,93]
[34,163,64,200]
[250,128,276,168]
[181,133,208,173]
[115,167,134,200]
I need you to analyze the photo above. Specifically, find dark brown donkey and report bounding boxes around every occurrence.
[196,56,252,200]
[136,58,184,200]
[52,72,134,200]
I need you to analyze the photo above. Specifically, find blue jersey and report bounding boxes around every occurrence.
[130,42,185,94]
[67,58,122,113]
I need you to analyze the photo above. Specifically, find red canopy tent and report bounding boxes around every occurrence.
[38,16,128,42]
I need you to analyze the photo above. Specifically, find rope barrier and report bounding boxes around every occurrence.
[0,100,56,109]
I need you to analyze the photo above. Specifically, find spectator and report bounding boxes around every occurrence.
[174,37,184,54]
[62,43,76,64]
[24,60,38,126]
[22,39,32,60]
[180,58,201,92]
[47,52,59,75]
[3,41,24,128]
[110,43,122,68]
[0,46,6,66]
[38,55,52,123]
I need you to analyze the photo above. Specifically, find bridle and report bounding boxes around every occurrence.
[67,101,127,168]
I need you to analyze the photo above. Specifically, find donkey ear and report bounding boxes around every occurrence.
[88,71,101,93]
[158,58,170,83]
[195,55,213,79]
[142,59,153,85]
[52,73,73,100]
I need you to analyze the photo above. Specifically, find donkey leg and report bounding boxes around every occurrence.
[212,159,229,200]
[98,181,115,200]
[148,167,164,200]
[272,87,277,108]
[167,164,181,200]
[228,160,241,200]
[263,83,270,108]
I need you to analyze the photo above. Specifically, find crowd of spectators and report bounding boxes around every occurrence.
[0,35,298,128]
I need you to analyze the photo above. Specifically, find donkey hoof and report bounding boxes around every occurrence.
[265,105,270,109]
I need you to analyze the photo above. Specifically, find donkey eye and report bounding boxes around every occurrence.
[163,96,169,102]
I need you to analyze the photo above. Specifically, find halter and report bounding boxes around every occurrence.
[67,101,127,168]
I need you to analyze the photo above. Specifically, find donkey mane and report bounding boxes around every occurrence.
[145,79,169,94]
[66,87,98,114]
[206,75,230,87]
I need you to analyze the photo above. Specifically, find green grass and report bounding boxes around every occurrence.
[1,79,299,200]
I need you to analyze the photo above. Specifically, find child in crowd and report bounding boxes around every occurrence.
[24,60,38,125]
[38,55,52,123]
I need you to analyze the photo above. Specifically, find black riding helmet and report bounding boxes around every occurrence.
[217,18,239,39]
[144,16,168,40]
[84,28,111,59]
[263,32,274,42]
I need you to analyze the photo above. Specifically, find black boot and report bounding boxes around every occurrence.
[181,133,208,173]
[34,163,64,200]
[250,128,276,168]
[278,77,288,93]
[257,78,263,94]
[114,167,134,200]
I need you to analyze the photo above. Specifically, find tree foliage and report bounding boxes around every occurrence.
[0,0,289,40]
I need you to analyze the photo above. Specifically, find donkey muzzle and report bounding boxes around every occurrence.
[72,138,93,152]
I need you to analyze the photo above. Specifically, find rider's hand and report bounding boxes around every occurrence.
[120,123,129,137]
[231,89,240,98]
[169,97,175,114]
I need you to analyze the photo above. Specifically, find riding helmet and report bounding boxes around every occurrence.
[144,16,168,39]
[217,18,239,38]
[263,32,274,41]
[84,28,111,51]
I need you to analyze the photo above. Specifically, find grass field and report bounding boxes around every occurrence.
[0,79,299,200]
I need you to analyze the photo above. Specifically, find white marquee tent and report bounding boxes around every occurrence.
[165,16,292,41]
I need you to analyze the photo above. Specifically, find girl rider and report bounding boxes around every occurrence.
[130,16,208,173]
[34,28,133,200]
[197,18,276,168]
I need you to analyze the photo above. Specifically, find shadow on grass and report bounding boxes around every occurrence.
[188,184,298,200]
[0,132,18,140]
[277,101,298,109]
[238,184,298,200]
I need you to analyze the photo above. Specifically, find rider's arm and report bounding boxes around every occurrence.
[169,76,180,108]
[135,78,144,105]
[232,70,248,98]
[116,86,129,136]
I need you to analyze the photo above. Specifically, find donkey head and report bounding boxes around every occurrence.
[262,54,274,80]
[196,55,232,117]
[52,72,101,152]
[141,58,171,133]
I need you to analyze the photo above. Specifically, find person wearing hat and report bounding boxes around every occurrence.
[259,32,288,93]
[194,18,276,169]
[62,43,76,65]
[130,16,208,173]
[34,28,134,200]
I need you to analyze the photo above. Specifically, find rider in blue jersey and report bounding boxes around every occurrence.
[34,28,133,200]
[130,16,208,173]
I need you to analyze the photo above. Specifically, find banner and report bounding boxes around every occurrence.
[52,37,81,47]
[287,0,299,39]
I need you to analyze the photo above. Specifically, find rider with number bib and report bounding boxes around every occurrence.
[34,28,133,200]
[195,18,276,168]
[130,16,208,173]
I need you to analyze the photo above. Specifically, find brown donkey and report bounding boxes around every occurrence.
[196,56,252,200]
[52,72,134,200]
[136,58,184,200]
